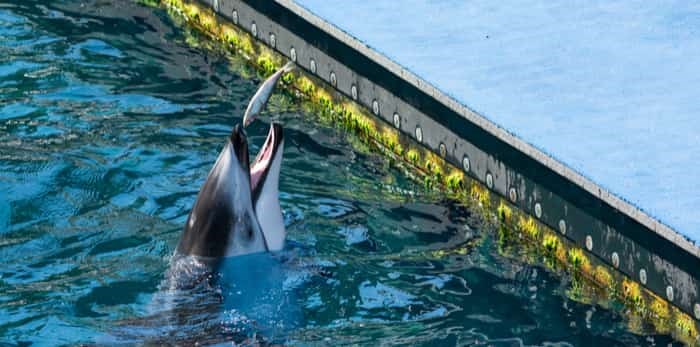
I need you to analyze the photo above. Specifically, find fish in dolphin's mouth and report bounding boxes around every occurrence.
[176,61,292,259]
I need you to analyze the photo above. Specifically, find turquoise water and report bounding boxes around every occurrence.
[0,1,679,345]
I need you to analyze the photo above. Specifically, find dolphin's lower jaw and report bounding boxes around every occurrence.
[251,123,286,251]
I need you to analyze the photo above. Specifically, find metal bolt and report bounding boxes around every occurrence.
[290,47,297,62]
[330,71,337,87]
[534,203,542,219]
[232,10,238,24]
[213,0,219,12]
[694,303,700,320]
[251,22,257,37]
[611,252,620,268]
[372,100,379,115]
[415,126,423,143]
[393,113,400,128]
[509,187,517,202]
[485,172,493,189]
[585,235,593,251]
[439,143,447,158]
[558,219,567,235]
[351,84,358,100]
[269,33,276,48]
[462,156,470,172]
[666,286,674,301]
[639,269,647,285]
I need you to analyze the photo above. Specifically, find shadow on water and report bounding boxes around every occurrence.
[0,0,683,345]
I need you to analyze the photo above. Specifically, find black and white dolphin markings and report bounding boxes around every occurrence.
[177,62,293,259]
[176,122,285,257]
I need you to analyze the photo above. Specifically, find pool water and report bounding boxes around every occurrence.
[0,1,680,345]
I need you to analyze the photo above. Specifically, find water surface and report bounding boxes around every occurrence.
[0,1,680,345]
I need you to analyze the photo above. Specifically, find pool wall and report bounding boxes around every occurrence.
[153,0,700,342]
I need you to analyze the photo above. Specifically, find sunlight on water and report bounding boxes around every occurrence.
[0,1,679,345]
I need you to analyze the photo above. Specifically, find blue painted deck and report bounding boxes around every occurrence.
[295,0,700,241]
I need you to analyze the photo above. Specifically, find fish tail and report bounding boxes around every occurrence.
[281,61,295,73]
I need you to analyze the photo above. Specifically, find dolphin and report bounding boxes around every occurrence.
[150,123,291,344]
[129,63,294,343]
[177,62,292,259]
[243,61,295,127]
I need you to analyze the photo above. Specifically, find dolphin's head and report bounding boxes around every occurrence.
[176,123,286,258]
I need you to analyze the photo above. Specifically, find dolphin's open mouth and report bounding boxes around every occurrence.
[250,123,284,193]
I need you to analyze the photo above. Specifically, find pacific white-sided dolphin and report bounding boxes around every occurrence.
[177,64,292,258]
[151,122,291,344]
[113,63,298,345]
[115,64,303,344]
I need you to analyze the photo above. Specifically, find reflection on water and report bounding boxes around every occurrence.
[0,0,678,345]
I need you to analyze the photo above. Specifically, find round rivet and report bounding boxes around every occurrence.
[485,172,493,189]
[666,286,674,301]
[232,10,238,24]
[309,59,316,74]
[372,100,380,116]
[251,22,257,37]
[269,33,276,48]
[393,113,400,128]
[694,303,700,320]
[509,187,517,202]
[415,126,423,143]
[462,156,470,172]
[351,84,358,100]
[639,269,647,285]
[611,252,620,268]
[534,203,542,219]
[585,235,593,251]
[213,0,219,12]
[290,47,297,62]
[439,143,447,158]
[558,219,567,235]
[329,71,337,87]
